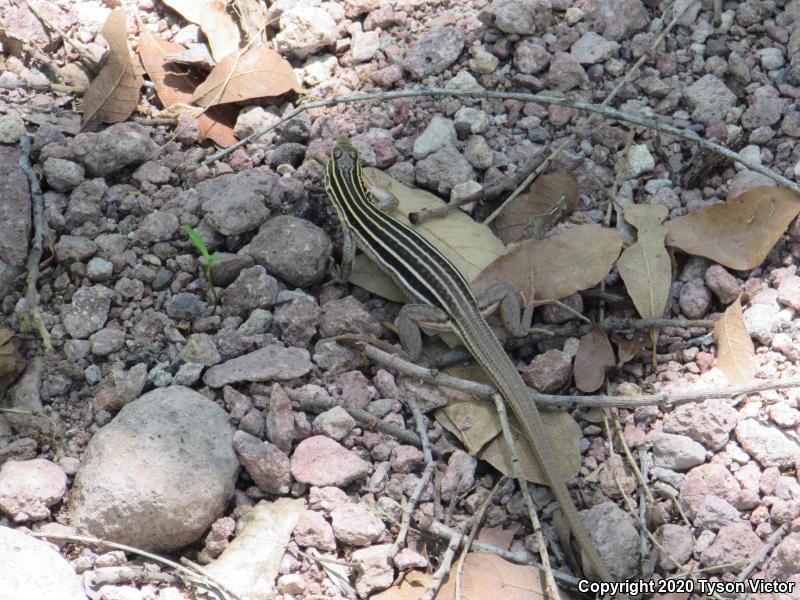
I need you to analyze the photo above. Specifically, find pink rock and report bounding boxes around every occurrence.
[699,522,761,571]
[290,436,370,487]
[352,544,394,597]
[276,573,306,595]
[266,383,295,453]
[202,517,235,559]
[663,398,738,450]
[679,463,740,520]
[233,430,291,495]
[390,445,424,474]
[0,459,67,522]
[777,275,800,310]
[330,502,386,546]
[656,524,693,570]
[441,450,477,501]
[293,510,337,551]
[308,486,349,514]
[393,547,428,570]
[765,532,800,580]
[335,370,372,410]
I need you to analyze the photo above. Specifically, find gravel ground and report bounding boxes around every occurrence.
[1,0,800,599]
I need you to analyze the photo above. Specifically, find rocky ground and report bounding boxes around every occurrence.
[1,0,800,598]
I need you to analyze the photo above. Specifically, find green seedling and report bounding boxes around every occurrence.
[183,224,220,313]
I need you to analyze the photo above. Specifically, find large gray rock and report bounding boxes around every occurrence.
[70,386,238,552]
[70,122,158,177]
[197,169,279,236]
[402,28,465,79]
[0,526,87,600]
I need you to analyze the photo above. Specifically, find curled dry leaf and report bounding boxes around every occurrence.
[374,552,565,600]
[616,204,671,321]
[666,187,800,270]
[161,0,241,63]
[713,296,755,385]
[137,27,237,147]
[82,10,143,125]
[474,223,622,301]
[574,326,615,393]
[492,171,579,244]
[349,168,507,303]
[191,44,302,107]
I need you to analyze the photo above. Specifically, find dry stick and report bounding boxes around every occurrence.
[200,91,795,194]
[357,341,800,409]
[454,476,508,600]
[28,532,236,600]
[484,0,701,226]
[20,0,99,67]
[420,527,462,600]
[734,522,789,589]
[638,449,652,573]
[19,136,53,354]
[389,395,436,559]
[409,188,483,225]
[417,517,581,588]
[493,393,561,600]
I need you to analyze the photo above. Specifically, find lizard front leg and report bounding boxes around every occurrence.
[475,282,533,338]
[396,303,451,361]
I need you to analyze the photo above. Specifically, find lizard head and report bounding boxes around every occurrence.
[331,138,360,172]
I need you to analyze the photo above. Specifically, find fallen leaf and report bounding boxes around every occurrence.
[436,363,582,485]
[0,28,27,57]
[666,187,800,270]
[574,326,615,392]
[0,328,27,396]
[611,332,647,365]
[474,224,622,301]
[232,0,269,44]
[374,553,566,600]
[82,10,143,125]
[164,43,216,70]
[205,498,305,599]
[162,0,242,62]
[617,204,671,321]
[191,44,302,107]
[492,171,579,244]
[348,168,507,303]
[137,27,237,147]
[713,296,756,385]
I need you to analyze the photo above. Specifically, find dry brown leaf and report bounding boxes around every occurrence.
[492,171,579,244]
[666,187,800,270]
[162,0,241,63]
[713,296,756,385]
[137,27,237,147]
[436,363,581,485]
[0,328,27,396]
[474,224,622,301]
[617,204,671,320]
[82,10,143,125]
[574,326,615,393]
[374,553,566,600]
[191,44,302,107]
[232,0,268,44]
[349,169,507,303]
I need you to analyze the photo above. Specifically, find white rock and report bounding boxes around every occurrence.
[734,144,762,171]
[444,70,484,91]
[412,116,456,159]
[276,6,338,59]
[0,526,87,600]
[0,459,67,522]
[565,6,584,23]
[0,111,25,144]
[570,31,620,65]
[350,30,379,63]
[303,54,338,86]
[313,405,357,440]
[622,144,655,179]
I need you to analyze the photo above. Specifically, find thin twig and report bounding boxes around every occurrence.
[389,395,436,558]
[416,517,581,588]
[483,0,702,225]
[420,528,462,600]
[353,340,800,409]
[200,89,797,193]
[19,136,53,354]
[454,476,507,600]
[28,532,235,600]
[20,0,99,67]
[493,393,561,600]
